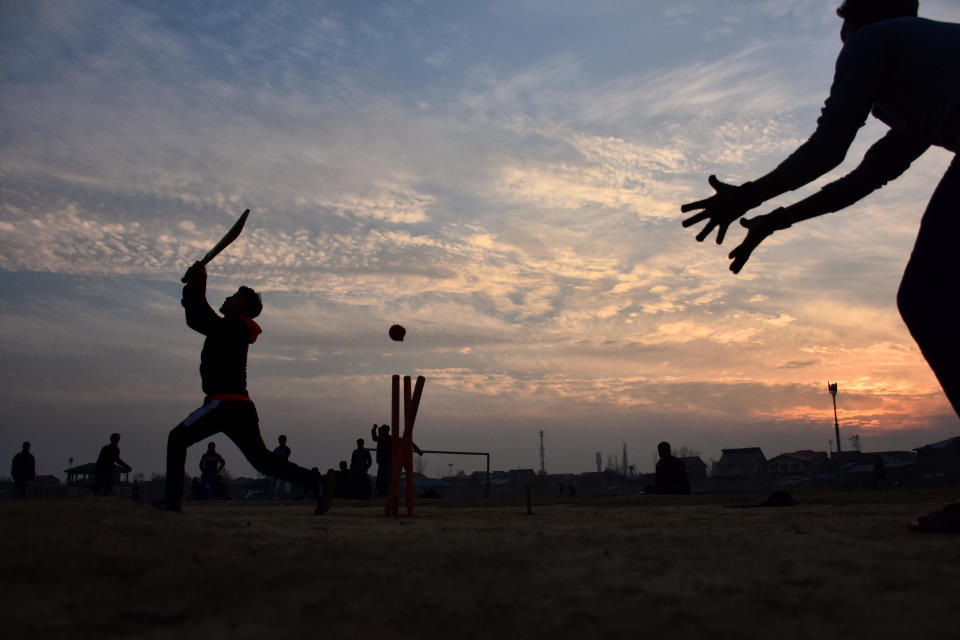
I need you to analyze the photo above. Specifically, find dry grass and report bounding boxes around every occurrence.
[3,489,959,639]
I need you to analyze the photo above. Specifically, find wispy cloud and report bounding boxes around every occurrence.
[3,1,959,477]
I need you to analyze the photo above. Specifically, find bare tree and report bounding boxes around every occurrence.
[677,446,701,459]
[848,434,862,452]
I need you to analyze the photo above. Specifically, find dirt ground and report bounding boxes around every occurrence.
[2,489,958,639]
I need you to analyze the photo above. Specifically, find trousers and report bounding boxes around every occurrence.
[165,399,317,503]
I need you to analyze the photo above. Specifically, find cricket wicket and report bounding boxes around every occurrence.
[385,374,425,516]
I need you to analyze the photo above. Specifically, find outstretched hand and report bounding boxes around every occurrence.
[727,211,781,274]
[681,175,757,244]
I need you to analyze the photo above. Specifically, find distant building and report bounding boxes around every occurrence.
[713,447,767,478]
[767,450,829,486]
[914,436,960,484]
[837,451,917,488]
[680,457,708,484]
[64,462,131,489]
[509,469,537,484]
[33,474,63,497]
[576,470,644,497]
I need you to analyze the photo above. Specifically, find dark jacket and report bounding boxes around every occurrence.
[200,452,226,474]
[11,451,35,481]
[351,447,372,473]
[182,282,261,397]
[371,427,391,466]
[654,455,690,495]
[96,443,130,475]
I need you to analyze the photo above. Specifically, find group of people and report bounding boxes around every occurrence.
[9,434,133,499]
[14,2,960,523]
[8,422,419,503]
[334,425,422,500]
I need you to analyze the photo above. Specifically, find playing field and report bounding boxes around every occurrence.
[4,490,958,639]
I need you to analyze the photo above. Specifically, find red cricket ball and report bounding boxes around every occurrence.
[389,324,406,342]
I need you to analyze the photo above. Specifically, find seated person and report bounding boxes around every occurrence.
[652,441,690,494]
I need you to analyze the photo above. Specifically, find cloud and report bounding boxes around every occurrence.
[4,1,960,477]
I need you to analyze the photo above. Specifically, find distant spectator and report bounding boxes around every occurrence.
[273,435,291,461]
[199,442,226,491]
[335,460,351,499]
[270,435,291,497]
[371,425,391,498]
[11,441,36,499]
[92,433,132,496]
[350,438,373,499]
[652,441,690,495]
[370,424,422,499]
[873,455,889,489]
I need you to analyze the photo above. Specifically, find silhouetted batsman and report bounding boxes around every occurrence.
[155,262,334,513]
[682,0,960,417]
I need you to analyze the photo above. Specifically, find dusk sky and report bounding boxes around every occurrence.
[3,0,960,481]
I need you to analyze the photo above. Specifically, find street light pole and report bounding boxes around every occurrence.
[828,382,842,454]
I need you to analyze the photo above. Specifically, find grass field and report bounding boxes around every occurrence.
[3,489,959,639]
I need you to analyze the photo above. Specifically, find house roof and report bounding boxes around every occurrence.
[789,450,828,459]
[914,435,960,451]
[845,458,915,473]
[767,452,824,464]
[869,451,916,462]
[719,447,766,462]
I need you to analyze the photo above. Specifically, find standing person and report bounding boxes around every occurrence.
[155,261,334,514]
[873,455,890,489]
[370,424,423,498]
[652,442,690,495]
[334,460,351,499]
[199,442,226,492]
[350,438,372,499]
[11,441,35,499]
[682,1,960,418]
[271,435,291,498]
[371,425,391,498]
[92,433,132,496]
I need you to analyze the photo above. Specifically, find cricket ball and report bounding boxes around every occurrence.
[389,324,406,342]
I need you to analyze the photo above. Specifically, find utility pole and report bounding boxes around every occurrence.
[622,443,628,476]
[595,452,602,473]
[828,382,842,454]
[538,430,546,474]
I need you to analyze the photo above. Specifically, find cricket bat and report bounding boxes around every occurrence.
[181,209,251,282]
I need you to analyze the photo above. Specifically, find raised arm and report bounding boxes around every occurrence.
[728,129,929,273]
[684,28,886,244]
[180,262,222,336]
